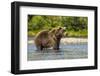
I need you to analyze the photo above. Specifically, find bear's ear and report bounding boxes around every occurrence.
[55,26,61,32]
[58,26,66,30]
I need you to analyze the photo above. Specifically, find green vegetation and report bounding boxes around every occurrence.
[28,15,88,37]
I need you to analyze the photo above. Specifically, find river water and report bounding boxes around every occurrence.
[28,39,88,61]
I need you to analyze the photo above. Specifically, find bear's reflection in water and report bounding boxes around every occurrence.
[28,43,88,61]
[36,48,61,53]
[29,49,65,60]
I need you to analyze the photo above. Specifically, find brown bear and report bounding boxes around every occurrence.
[34,26,65,51]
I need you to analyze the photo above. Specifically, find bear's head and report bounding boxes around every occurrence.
[54,26,66,39]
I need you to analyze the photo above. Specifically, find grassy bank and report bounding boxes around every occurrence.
[65,30,87,37]
[28,30,87,38]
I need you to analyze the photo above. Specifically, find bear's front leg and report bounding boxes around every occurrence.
[53,39,60,50]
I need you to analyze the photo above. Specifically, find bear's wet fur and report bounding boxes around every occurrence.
[34,26,65,51]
